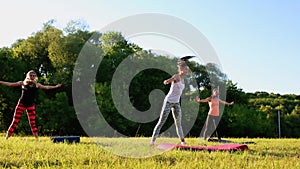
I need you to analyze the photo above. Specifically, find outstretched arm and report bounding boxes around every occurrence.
[37,83,62,90]
[0,81,23,87]
[219,99,234,106]
[196,96,210,103]
[163,74,180,85]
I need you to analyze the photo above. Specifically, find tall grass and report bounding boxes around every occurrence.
[0,134,299,169]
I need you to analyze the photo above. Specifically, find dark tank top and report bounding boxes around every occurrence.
[20,83,38,107]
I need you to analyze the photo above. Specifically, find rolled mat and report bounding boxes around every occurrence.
[50,136,80,143]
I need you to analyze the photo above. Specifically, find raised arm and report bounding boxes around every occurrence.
[0,81,23,87]
[37,83,62,90]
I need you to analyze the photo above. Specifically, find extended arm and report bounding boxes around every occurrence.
[37,83,62,90]
[219,99,234,106]
[163,74,180,85]
[0,81,23,87]
[196,96,210,103]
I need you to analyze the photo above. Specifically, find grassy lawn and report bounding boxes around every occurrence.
[0,134,299,169]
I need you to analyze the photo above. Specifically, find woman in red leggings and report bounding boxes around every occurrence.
[0,70,61,140]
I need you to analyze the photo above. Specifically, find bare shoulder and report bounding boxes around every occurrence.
[36,83,43,88]
[14,81,24,86]
[173,74,181,82]
[206,97,212,101]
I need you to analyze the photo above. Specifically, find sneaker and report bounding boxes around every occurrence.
[181,141,187,145]
[149,140,155,146]
[5,134,9,140]
[208,138,214,142]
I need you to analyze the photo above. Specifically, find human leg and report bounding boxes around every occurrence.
[212,116,221,140]
[6,101,26,139]
[150,101,172,145]
[171,103,186,145]
[203,115,214,140]
[26,105,38,137]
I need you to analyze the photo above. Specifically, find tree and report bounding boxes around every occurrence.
[226,80,248,105]
[36,92,80,135]
[0,47,28,131]
[96,32,141,83]
[2,20,300,138]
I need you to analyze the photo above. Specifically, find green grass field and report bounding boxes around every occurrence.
[0,134,299,169]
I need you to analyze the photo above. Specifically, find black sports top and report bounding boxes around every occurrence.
[20,83,38,107]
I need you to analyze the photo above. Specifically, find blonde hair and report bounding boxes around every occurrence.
[23,70,38,85]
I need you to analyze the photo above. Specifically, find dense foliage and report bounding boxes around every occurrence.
[0,20,299,138]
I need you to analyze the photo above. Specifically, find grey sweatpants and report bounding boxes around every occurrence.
[151,100,184,142]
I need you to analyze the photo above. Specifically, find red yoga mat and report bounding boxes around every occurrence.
[157,143,249,151]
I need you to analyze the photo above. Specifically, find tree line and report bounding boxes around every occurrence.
[0,20,299,138]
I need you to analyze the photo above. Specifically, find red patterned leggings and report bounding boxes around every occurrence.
[7,100,38,137]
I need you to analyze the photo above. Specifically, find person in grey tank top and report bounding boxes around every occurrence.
[150,56,194,146]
